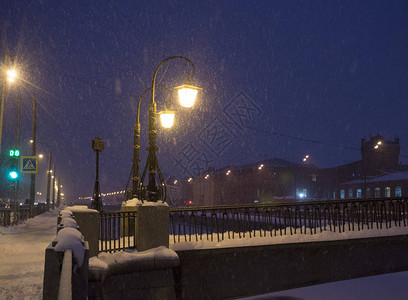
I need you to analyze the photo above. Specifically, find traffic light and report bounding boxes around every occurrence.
[9,149,20,157]
[8,164,19,180]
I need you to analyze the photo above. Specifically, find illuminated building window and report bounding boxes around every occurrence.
[296,188,307,199]
[356,189,362,198]
[385,187,391,198]
[312,174,317,182]
[340,189,345,199]
[348,189,353,198]
[374,187,381,198]
[395,186,402,197]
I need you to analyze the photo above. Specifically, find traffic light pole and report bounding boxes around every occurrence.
[29,98,36,216]
[13,97,20,211]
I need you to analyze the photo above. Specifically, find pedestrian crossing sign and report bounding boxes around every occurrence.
[21,156,39,174]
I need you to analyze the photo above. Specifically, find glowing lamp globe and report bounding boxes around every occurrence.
[174,84,202,108]
[159,111,176,128]
[6,69,17,83]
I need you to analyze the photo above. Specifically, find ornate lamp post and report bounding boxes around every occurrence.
[131,56,201,202]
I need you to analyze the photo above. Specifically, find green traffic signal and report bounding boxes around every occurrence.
[9,149,20,157]
[9,170,18,179]
[8,165,19,180]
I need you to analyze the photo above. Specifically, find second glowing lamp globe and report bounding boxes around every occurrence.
[159,83,202,128]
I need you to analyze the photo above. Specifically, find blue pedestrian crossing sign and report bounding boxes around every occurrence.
[21,156,39,174]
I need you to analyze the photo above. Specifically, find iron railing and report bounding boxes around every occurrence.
[169,197,408,243]
[0,209,11,226]
[0,205,48,226]
[99,211,137,253]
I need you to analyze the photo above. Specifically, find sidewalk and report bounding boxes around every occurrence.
[0,208,62,300]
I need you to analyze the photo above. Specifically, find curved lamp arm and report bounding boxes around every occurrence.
[151,56,195,106]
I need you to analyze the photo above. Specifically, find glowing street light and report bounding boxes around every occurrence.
[6,69,17,83]
[175,83,202,108]
[158,110,176,128]
[374,141,382,149]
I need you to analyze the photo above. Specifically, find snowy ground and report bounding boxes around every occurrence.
[0,208,62,300]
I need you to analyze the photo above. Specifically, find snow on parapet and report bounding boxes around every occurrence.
[142,201,169,207]
[65,205,98,213]
[170,225,408,251]
[60,209,73,218]
[89,246,178,272]
[60,217,78,229]
[54,227,85,268]
[122,198,143,207]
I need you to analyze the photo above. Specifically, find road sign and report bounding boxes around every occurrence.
[21,156,39,174]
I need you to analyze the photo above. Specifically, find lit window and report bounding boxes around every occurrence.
[312,174,317,182]
[296,188,307,199]
[340,189,345,199]
[333,191,336,199]
[395,186,402,197]
[348,189,353,198]
[356,189,362,198]
[385,187,391,198]
[374,187,381,198]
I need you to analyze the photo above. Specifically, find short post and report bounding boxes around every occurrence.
[70,208,100,258]
[136,204,169,251]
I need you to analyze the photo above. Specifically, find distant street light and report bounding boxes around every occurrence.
[132,56,201,202]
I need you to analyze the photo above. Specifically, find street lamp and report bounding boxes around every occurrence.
[0,53,18,155]
[132,56,201,202]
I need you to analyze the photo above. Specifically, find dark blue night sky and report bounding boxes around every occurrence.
[1,0,408,200]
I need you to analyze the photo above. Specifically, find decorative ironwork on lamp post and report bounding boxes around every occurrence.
[132,56,201,202]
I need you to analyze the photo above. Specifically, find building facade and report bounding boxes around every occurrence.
[179,135,408,206]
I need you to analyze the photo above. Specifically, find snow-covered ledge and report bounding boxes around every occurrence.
[88,246,179,299]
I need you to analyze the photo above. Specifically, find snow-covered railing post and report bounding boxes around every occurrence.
[66,206,100,257]
[121,198,169,251]
[43,208,89,300]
